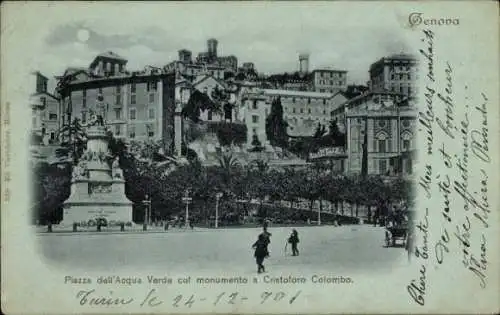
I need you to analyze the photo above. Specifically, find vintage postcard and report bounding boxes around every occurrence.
[1,1,499,314]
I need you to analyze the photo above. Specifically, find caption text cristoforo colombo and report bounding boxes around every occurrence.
[65,275,354,285]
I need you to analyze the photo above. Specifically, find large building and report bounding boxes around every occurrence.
[342,91,416,175]
[368,53,419,97]
[264,89,348,138]
[311,68,348,93]
[30,72,60,144]
[56,52,177,153]
[238,88,348,146]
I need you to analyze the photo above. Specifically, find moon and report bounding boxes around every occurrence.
[77,29,90,42]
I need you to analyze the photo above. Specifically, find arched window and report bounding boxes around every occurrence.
[401,131,412,151]
[375,131,389,153]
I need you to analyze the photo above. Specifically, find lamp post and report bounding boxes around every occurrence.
[143,194,151,228]
[181,189,192,229]
[215,192,223,228]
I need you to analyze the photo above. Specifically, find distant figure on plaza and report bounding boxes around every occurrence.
[287,229,300,256]
[260,223,272,257]
[252,233,268,273]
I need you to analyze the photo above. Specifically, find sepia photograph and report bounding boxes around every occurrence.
[1,1,499,314]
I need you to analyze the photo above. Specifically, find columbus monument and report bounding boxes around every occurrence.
[60,105,133,226]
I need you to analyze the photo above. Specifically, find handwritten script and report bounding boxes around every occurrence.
[408,28,491,306]
[75,288,303,309]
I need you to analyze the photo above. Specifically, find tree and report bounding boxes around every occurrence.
[265,97,288,148]
[55,117,87,165]
[328,118,346,147]
[182,90,219,123]
[216,153,241,195]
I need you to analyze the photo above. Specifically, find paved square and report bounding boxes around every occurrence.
[37,225,407,274]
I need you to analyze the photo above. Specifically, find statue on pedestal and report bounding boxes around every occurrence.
[72,160,88,180]
[112,157,123,179]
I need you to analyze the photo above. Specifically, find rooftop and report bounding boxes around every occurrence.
[263,89,333,98]
[96,51,127,61]
[312,68,348,73]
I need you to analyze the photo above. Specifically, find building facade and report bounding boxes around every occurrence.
[368,53,419,97]
[238,88,270,148]
[263,89,348,137]
[30,71,60,144]
[56,52,176,152]
[311,69,348,93]
[344,91,416,175]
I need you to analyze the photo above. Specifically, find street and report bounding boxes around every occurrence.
[37,225,408,275]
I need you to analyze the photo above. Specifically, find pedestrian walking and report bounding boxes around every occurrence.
[287,229,300,256]
[260,225,272,257]
[252,233,268,273]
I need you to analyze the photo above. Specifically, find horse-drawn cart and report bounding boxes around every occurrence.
[385,224,408,247]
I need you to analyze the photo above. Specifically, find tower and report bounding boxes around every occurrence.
[299,53,310,74]
[207,38,218,60]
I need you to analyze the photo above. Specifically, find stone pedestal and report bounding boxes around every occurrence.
[60,125,133,226]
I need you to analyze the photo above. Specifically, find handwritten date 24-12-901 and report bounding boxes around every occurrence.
[76,289,302,308]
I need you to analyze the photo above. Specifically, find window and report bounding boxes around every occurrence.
[114,125,121,136]
[292,108,296,114]
[149,93,155,103]
[148,126,155,137]
[252,128,257,135]
[323,99,326,105]
[130,83,136,94]
[148,108,155,120]
[292,98,296,103]
[252,115,259,123]
[32,117,36,127]
[378,140,387,153]
[308,108,311,114]
[147,81,158,92]
[129,108,136,120]
[115,94,122,105]
[403,139,410,151]
[307,98,311,104]
[40,97,46,106]
[323,110,326,115]
[379,159,387,174]
[300,108,303,114]
[130,94,136,104]
[115,109,121,120]
[50,132,55,140]
[253,100,258,109]
[49,113,57,120]
[115,86,121,93]
[81,112,86,124]
[129,126,135,138]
